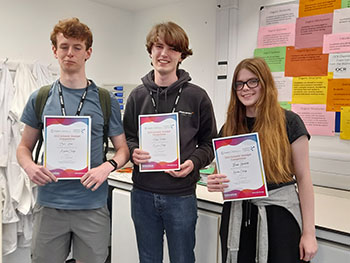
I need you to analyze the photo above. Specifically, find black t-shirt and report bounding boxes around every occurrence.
[284,109,310,143]
[220,109,310,142]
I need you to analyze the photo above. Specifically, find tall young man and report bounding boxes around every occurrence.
[123,21,217,263]
[16,17,129,263]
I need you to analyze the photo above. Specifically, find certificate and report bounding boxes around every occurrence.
[44,116,91,179]
[213,133,268,201]
[139,113,180,172]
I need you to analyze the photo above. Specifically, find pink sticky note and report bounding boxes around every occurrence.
[291,104,335,136]
[258,24,296,48]
[323,33,350,54]
[295,13,333,49]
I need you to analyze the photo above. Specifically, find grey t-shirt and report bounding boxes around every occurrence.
[21,80,124,209]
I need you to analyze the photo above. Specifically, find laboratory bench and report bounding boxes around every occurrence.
[108,172,350,263]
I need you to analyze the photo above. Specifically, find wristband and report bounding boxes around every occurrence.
[107,159,118,172]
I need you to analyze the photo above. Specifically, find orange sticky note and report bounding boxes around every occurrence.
[299,0,341,18]
[285,47,329,77]
[327,79,350,111]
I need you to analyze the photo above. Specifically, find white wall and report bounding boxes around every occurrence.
[1,0,133,85]
[1,0,217,98]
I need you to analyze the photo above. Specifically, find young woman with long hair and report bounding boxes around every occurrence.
[207,57,318,263]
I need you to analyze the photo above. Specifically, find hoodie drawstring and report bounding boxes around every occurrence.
[149,86,182,114]
[156,87,160,113]
[244,200,252,227]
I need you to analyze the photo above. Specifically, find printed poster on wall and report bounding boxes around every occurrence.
[328,53,350,78]
[327,78,350,111]
[299,0,341,18]
[139,113,180,172]
[291,74,331,104]
[257,23,296,48]
[285,47,329,76]
[323,32,350,54]
[44,116,91,179]
[340,106,350,139]
[342,0,350,8]
[291,104,335,136]
[333,8,350,33]
[259,2,299,27]
[254,46,286,72]
[213,133,268,202]
[280,101,292,110]
[295,13,333,49]
[272,72,293,102]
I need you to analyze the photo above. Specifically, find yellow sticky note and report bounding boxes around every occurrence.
[292,74,331,104]
[340,107,350,140]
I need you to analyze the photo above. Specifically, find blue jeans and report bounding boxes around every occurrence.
[131,187,197,263]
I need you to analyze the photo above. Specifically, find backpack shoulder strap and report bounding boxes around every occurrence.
[98,87,111,126]
[98,87,111,162]
[34,85,51,164]
[35,85,51,123]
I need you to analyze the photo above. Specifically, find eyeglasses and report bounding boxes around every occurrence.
[234,78,260,91]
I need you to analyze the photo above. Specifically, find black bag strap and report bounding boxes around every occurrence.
[98,87,111,162]
[34,85,51,164]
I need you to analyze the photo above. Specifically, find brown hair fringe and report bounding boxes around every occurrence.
[50,17,93,50]
[146,21,193,60]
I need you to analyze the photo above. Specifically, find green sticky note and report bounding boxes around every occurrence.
[342,0,350,8]
[279,101,291,110]
[254,47,286,72]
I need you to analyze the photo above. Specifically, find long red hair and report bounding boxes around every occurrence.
[223,57,293,184]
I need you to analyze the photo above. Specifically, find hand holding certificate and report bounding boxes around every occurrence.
[213,133,268,201]
[139,113,180,172]
[44,116,91,179]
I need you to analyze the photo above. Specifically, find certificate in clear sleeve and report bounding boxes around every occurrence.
[44,116,91,179]
[139,112,180,172]
[213,132,268,201]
